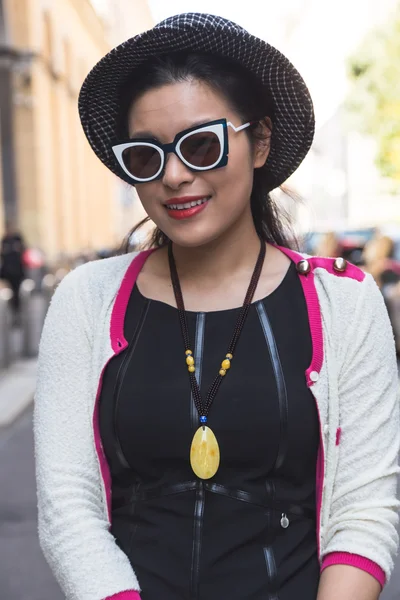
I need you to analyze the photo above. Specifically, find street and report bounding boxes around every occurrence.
[0,409,63,600]
[0,407,399,599]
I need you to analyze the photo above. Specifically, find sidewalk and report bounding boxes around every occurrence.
[0,358,37,428]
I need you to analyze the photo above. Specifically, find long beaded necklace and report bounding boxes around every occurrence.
[168,239,266,479]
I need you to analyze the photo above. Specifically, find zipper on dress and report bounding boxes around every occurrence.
[191,313,206,431]
[112,300,150,468]
[263,545,280,600]
[190,480,205,600]
[126,480,142,555]
[256,302,289,471]
[263,484,280,599]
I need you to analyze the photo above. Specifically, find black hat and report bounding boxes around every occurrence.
[78,13,315,189]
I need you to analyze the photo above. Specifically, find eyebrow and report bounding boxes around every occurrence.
[129,118,218,140]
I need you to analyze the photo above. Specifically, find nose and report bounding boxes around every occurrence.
[162,153,195,189]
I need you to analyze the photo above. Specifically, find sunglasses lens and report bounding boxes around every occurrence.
[180,131,221,168]
[122,145,161,180]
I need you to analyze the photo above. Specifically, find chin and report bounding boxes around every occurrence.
[164,224,227,249]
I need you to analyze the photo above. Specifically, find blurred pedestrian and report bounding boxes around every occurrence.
[34,13,399,600]
[0,220,26,325]
[362,234,394,288]
[315,231,342,258]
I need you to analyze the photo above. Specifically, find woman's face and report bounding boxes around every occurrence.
[127,79,270,248]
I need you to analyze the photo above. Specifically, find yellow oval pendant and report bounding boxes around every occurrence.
[190,426,220,479]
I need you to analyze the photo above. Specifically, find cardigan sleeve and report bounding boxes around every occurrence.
[321,273,400,585]
[34,265,142,600]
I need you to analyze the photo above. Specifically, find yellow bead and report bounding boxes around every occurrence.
[226,353,233,360]
[186,356,194,366]
[188,365,195,373]
[221,359,231,370]
[219,369,226,376]
[185,349,193,356]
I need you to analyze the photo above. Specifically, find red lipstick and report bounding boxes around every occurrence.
[164,195,211,220]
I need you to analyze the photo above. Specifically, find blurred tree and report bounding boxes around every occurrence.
[347,3,400,187]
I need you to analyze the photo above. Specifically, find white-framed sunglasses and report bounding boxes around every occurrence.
[111,118,253,184]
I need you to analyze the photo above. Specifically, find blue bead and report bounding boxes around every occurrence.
[200,416,207,424]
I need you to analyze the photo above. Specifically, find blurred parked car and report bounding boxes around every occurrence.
[376,227,400,355]
[301,227,377,265]
[301,226,400,353]
[339,227,377,265]
[385,283,400,355]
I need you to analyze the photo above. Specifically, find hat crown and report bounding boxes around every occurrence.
[78,12,314,190]
[156,13,246,36]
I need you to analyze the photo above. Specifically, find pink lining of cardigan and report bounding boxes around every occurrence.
[321,552,386,588]
[94,250,155,521]
[105,591,142,600]
[110,249,156,353]
[336,427,342,446]
[93,359,114,521]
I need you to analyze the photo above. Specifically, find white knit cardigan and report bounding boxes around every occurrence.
[34,247,400,600]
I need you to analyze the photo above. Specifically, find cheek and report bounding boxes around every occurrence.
[220,144,254,194]
[226,136,254,179]
[135,184,158,214]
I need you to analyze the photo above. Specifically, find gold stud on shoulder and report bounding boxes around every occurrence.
[296,259,311,275]
[333,257,347,273]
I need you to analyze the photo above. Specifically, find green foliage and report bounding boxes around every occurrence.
[347,4,400,184]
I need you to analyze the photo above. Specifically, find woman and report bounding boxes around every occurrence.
[0,220,26,326]
[34,13,399,600]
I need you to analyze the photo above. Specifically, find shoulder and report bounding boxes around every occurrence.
[304,254,379,310]
[50,252,138,316]
[277,246,369,298]
[275,245,383,318]
[285,248,388,333]
[291,251,367,292]
[307,254,384,318]
[56,252,137,292]
[300,254,394,358]
[41,253,140,346]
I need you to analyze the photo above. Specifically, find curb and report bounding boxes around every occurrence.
[0,359,37,428]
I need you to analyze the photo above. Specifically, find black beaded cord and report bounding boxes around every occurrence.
[168,239,266,422]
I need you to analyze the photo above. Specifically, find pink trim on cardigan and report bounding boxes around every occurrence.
[275,247,325,385]
[336,427,342,445]
[311,257,365,282]
[105,591,142,600]
[321,552,386,588]
[94,250,156,521]
[275,245,326,556]
[93,359,114,521]
[110,249,156,352]
[273,248,369,563]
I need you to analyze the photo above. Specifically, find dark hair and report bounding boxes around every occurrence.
[116,52,300,253]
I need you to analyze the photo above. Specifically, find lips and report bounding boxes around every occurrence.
[166,197,209,210]
[164,196,211,220]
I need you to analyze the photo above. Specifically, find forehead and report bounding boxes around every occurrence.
[127,80,234,139]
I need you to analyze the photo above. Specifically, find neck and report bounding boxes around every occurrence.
[171,217,262,284]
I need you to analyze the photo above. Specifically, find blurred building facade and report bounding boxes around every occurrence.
[91,0,154,245]
[271,0,400,233]
[0,0,153,264]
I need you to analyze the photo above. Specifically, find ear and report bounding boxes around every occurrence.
[253,118,272,169]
